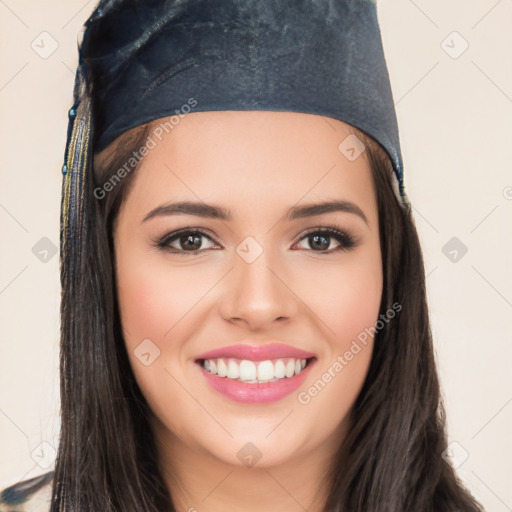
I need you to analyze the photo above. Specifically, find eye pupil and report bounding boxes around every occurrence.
[181,233,202,251]
[310,234,329,251]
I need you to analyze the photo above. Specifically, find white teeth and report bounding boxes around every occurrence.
[227,360,239,379]
[239,360,256,381]
[257,360,274,381]
[274,359,286,379]
[217,359,227,377]
[285,359,295,378]
[201,357,309,383]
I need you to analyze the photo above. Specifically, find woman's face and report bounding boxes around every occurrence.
[113,111,382,471]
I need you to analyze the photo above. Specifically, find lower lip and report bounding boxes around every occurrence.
[196,359,316,404]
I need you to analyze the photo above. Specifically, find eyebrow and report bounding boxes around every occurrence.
[142,199,368,226]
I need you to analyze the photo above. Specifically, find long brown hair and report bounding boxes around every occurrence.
[49,107,484,511]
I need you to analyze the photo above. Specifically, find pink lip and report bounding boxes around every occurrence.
[195,342,316,362]
[196,358,317,404]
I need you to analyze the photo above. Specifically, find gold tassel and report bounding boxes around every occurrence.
[60,94,92,260]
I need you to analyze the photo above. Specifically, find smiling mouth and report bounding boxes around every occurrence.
[195,356,316,384]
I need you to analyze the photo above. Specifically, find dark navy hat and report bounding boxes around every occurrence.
[63,0,409,212]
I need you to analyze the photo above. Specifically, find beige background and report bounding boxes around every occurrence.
[1,1,511,510]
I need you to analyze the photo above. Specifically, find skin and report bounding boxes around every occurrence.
[113,111,383,511]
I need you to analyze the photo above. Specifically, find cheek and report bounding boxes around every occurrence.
[116,251,205,345]
[326,264,382,347]
[114,251,202,414]
[117,263,168,344]
[299,247,383,351]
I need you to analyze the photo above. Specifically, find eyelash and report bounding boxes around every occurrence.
[152,225,358,256]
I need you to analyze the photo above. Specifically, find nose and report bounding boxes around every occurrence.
[218,245,298,331]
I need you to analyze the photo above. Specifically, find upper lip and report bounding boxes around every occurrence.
[195,342,316,362]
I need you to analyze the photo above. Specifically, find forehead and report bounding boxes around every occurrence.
[122,111,377,223]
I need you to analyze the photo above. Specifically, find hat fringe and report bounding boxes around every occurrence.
[60,68,93,263]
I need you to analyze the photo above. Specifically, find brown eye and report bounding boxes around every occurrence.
[307,233,331,251]
[294,228,357,253]
[156,229,218,254]
[176,233,203,251]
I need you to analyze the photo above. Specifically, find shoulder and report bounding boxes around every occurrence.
[0,471,53,512]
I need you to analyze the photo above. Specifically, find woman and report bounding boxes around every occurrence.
[0,0,484,511]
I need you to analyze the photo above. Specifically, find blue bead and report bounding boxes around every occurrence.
[62,164,68,175]
[68,107,77,119]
